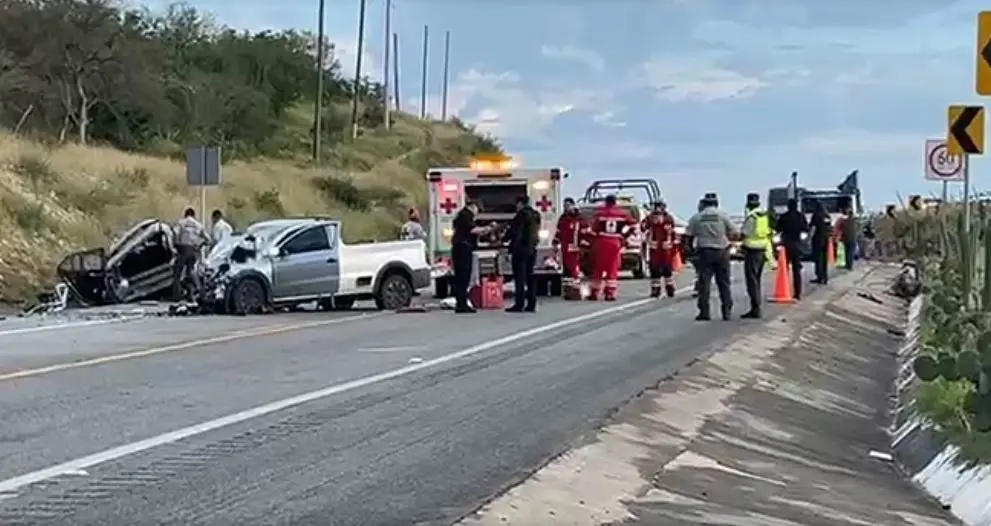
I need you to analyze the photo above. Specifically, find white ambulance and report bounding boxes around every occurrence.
[426,158,567,299]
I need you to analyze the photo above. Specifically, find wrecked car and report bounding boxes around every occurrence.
[57,219,180,306]
[202,217,431,315]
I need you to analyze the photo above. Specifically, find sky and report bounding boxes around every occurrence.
[141,0,991,217]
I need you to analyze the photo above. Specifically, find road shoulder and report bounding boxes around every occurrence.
[460,265,960,526]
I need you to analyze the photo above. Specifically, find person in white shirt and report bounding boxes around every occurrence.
[400,208,427,241]
[210,209,234,246]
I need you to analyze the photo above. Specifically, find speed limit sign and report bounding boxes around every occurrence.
[925,139,966,181]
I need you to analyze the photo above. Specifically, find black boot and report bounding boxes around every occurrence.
[665,284,676,298]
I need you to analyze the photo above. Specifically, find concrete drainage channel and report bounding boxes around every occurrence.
[890,285,991,524]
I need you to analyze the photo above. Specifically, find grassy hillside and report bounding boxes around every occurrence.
[0,105,490,303]
[0,1,500,303]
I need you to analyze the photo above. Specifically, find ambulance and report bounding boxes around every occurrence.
[426,156,567,299]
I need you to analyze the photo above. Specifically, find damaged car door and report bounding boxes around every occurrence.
[270,224,340,301]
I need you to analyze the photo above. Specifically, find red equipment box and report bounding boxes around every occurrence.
[470,275,505,309]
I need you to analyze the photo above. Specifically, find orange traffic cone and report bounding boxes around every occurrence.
[672,250,684,273]
[768,246,796,304]
[826,238,836,267]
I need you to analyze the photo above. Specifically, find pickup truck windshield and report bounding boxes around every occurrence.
[465,183,527,214]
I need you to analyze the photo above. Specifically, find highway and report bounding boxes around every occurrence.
[0,271,756,525]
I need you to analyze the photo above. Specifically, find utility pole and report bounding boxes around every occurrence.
[382,0,392,129]
[441,31,451,120]
[350,0,368,140]
[312,0,326,163]
[392,33,401,112]
[420,25,428,119]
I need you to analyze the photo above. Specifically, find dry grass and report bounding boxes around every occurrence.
[0,107,484,303]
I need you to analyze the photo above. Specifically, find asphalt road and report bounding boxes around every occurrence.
[0,267,777,525]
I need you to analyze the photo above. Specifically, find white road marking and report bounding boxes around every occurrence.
[0,313,387,381]
[358,346,428,353]
[0,294,671,494]
[0,316,145,337]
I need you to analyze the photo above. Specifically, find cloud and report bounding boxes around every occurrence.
[638,56,769,102]
[413,67,621,138]
[540,45,606,72]
[331,37,381,82]
[797,129,918,157]
[592,111,626,127]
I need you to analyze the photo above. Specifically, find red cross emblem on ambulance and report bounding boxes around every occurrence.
[535,195,553,213]
[436,179,462,215]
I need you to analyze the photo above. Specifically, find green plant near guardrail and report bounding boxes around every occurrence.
[884,205,991,460]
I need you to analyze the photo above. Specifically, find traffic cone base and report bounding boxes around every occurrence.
[768,247,796,304]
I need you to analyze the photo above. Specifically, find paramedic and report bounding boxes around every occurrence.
[740,193,771,319]
[505,195,542,312]
[643,200,679,298]
[451,201,495,314]
[685,193,736,321]
[173,207,210,301]
[553,197,586,292]
[588,194,636,301]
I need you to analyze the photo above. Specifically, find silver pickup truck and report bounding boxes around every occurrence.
[203,218,431,314]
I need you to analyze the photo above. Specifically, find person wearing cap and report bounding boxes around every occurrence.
[740,192,772,319]
[685,193,737,320]
[642,199,679,298]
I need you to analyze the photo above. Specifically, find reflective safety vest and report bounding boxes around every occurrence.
[742,209,771,249]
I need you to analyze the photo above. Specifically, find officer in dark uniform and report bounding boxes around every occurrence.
[775,198,810,300]
[505,195,541,312]
[450,201,496,313]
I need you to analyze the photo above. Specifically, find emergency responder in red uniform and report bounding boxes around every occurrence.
[589,194,636,301]
[643,200,679,298]
[552,197,587,292]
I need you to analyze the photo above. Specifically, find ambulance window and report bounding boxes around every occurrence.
[464,183,527,214]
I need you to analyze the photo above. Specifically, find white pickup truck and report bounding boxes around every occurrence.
[203,218,430,314]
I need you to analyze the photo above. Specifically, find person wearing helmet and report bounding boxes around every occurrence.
[685,193,737,320]
[642,199,679,298]
[740,192,772,318]
[588,194,637,301]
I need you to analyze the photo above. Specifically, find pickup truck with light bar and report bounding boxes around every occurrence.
[426,158,567,298]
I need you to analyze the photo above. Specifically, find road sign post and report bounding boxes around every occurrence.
[185,145,222,224]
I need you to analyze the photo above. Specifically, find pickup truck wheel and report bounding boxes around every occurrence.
[230,277,266,315]
[377,273,414,310]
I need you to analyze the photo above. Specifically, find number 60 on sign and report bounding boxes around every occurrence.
[925,139,966,182]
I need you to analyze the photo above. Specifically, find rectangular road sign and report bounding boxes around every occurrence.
[947,105,985,155]
[978,12,991,95]
[925,139,966,181]
[185,145,222,186]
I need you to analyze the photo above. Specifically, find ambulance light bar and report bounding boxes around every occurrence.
[475,172,512,179]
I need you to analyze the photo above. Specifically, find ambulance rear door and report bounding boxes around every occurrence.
[426,168,471,265]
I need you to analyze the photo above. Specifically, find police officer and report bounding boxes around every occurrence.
[808,199,831,284]
[775,198,809,300]
[450,201,496,314]
[740,193,771,319]
[685,193,738,321]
